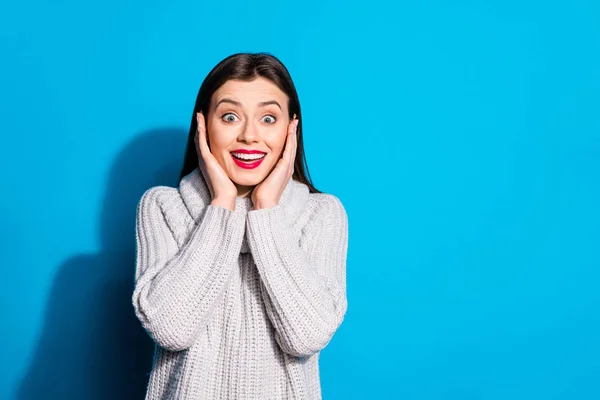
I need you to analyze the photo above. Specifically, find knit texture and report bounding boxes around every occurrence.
[132,167,348,399]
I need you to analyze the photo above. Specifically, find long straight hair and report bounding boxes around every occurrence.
[179,52,322,194]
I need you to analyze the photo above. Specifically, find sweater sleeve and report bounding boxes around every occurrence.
[246,195,348,357]
[132,187,246,351]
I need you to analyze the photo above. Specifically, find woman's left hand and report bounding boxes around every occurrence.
[251,117,299,210]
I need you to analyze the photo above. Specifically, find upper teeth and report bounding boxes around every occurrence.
[232,152,265,160]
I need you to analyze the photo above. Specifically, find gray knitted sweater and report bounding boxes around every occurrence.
[132,167,348,399]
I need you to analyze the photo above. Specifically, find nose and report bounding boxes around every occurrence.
[238,121,260,143]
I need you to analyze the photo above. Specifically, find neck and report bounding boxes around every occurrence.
[235,183,254,198]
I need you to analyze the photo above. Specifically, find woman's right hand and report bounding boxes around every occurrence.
[195,111,238,210]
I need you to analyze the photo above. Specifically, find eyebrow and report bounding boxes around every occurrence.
[215,98,282,111]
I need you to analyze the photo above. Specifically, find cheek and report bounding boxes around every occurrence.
[272,129,288,148]
[266,135,287,159]
[206,130,227,152]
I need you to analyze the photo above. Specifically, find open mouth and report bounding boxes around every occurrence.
[230,152,266,169]
[230,153,266,162]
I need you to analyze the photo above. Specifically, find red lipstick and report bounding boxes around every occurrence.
[230,149,266,169]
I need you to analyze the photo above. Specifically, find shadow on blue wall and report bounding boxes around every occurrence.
[17,128,188,400]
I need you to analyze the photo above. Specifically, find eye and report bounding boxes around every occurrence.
[222,112,239,123]
[262,115,276,124]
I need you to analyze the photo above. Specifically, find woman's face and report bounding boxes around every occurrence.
[205,77,294,197]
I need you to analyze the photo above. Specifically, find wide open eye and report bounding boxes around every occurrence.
[262,115,276,124]
[222,113,239,123]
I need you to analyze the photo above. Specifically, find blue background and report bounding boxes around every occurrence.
[1,0,599,399]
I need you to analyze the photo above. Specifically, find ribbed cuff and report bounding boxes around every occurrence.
[190,203,246,261]
[246,204,289,264]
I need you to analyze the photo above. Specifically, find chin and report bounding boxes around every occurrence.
[230,172,265,187]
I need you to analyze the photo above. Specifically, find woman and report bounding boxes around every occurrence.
[132,52,349,399]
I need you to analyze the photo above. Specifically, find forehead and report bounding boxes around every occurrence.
[213,77,288,106]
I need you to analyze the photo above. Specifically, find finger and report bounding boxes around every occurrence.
[195,113,201,147]
[196,112,209,158]
[282,122,295,164]
[290,119,298,174]
[195,131,203,166]
[195,116,203,161]
[292,120,298,172]
[289,119,298,151]
[288,117,295,131]
[289,119,298,157]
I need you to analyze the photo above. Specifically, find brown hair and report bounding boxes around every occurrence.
[179,52,322,194]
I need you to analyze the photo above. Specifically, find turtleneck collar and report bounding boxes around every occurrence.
[178,167,309,253]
